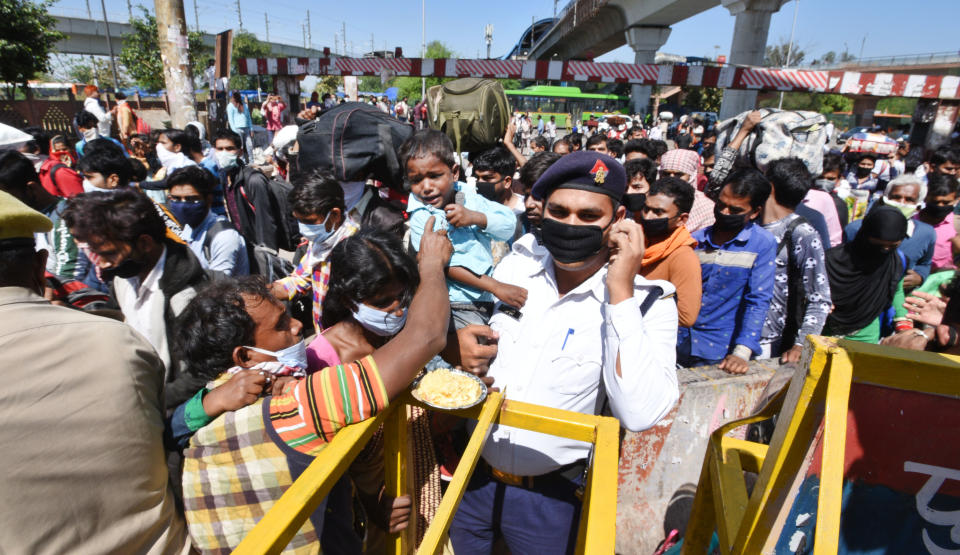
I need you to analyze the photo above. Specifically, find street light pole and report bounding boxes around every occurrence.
[99,0,121,91]
[778,0,800,110]
[421,0,426,100]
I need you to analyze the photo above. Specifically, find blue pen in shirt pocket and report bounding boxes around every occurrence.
[561,328,575,351]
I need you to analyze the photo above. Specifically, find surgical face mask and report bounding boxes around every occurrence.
[298,213,334,243]
[884,198,919,219]
[814,178,836,193]
[352,304,407,336]
[214,150,239,170]
[156,143,179,167]
[82,128,98,141]
[243,340,308,370]
[168,199,208,228]
[714,208,749,233]
[622,193,646,213]
[82,178,114,193]
[540,217,609,264]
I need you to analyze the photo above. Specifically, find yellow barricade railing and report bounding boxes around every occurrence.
[682,336,960,554]
[233,390,621,554]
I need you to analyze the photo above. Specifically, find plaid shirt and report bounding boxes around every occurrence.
[183,356,388,553]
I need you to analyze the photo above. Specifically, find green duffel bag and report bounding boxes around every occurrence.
[426,78,511,154]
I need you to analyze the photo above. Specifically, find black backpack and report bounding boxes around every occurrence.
[235,166,300,253]
[297,102,414,191]
[203,218,294,282]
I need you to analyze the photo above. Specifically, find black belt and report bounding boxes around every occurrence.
[484,459,587,489]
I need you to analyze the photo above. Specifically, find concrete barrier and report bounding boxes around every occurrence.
[615,360,786,554]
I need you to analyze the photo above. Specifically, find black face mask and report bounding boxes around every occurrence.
[540,218,608,264]
[855,166,873,178]
[714,208,749,233]
[101,256,147,281]
[924,203,954,221]
[622,193,646,213]
[476,181,499,202]
[641,216,671,237]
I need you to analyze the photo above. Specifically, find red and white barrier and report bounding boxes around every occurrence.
[236,57,960,99]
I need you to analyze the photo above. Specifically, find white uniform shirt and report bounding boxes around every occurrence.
[479,234,680,476]
[83,97,113,137]
[115,247,167,359]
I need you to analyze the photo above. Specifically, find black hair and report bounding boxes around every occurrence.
[213,128,242,149]
[85,137,126,158]
[115,91,127,100]
[904,145,926,174]
[721,167,772,210]
[531,136,549,151]
[927,172,959,199]
[701,143,716,161]
[75,110,98,130]
[167,165,217,196]
[644,140,669,161]
[0,151,40,196]
[22,126,47,154]
[702,129,717,141]
[321,229,420,328]
[930,146,960,168]
[858,152,878,164]
[161,128,201,154]
[624,158,657,185]
[765,157,812,209]
[398,129,456,171]
[607,138,624,158]
[471,145,516,179]
[821,152,843,175]
[624,139,647,156]
[552,136,573,152]
[648,177,695,215]
[174,276,273,380]
[232,91,243,104]
[585,134,608,149]
[76,147,133,186]
[0,244,38,288]
[517,151,561,191]
[567,132,583,149]
[288,168,345,217]
[63,188,166,245]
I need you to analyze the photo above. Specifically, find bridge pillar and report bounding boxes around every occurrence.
[719,0,785,120]
[625,25,671,118]
[852,96,879,127]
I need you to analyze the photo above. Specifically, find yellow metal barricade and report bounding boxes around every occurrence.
[233,391,620,554]
[682,336,960,554]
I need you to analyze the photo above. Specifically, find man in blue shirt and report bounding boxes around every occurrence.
[678,167,777,374]
[166,165,249,277]
[845,174,934,291]
[74,111,126,159]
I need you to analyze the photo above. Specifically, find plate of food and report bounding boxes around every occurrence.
[410,367,487,410]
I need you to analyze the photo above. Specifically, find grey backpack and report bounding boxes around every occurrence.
[715,108,828,177]
[426,78,511,154]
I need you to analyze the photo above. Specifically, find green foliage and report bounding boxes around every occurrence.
[877,97,917,116]
[764,40,805,67]
[0,0,64,92]
[119,7,206,91]
[314,75,342,96]
[64,58,130,89]
[682,86,723,113]
[358,76,386,93]
[229,30,271,91]
[757,92,852,114]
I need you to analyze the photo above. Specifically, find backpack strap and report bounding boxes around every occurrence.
[638,285,665,316]
[48,162,67,195]
[777,217,807,255]
[201,219,234,262]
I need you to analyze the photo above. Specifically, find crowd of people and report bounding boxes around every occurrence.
[2,81,960,554]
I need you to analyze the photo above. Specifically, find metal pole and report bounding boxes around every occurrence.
[99,0,121,90]
[306,10,312,49]
[154,0,197,126]
[193,0,199,31]
[342,22,347,56]
[264,12,269,42]
[421,0,426,99]
[127,0,133,20]
[371,33,375,56]
[778,0,800,110]
[84,0,98,87]
[236,0,243,30]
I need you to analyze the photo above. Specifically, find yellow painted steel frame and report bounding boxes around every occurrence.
[233,391,621,554]
[682,336,960,554]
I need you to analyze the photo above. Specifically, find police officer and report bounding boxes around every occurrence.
[449,150,680,554]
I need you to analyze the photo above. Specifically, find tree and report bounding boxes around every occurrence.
[758,92,852,114]
[119,7,206,91]
[314,75,342,96]
[0,0,64,96]
[764,40,806,67]
[683,86,723,113]
[229,30,271,91]
[65,58,129,89]
[390,41,456,103]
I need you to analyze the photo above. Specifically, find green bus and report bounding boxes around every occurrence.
[504,85,631,129]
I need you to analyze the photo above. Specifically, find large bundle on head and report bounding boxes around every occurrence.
[846,132,897,156]
[715,108,828,176]
[426,78,511,154]
[296,102,414,190]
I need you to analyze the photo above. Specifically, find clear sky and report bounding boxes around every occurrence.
[50,0,958,64]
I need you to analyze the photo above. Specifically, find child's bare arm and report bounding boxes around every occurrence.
[447,267,528,307]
